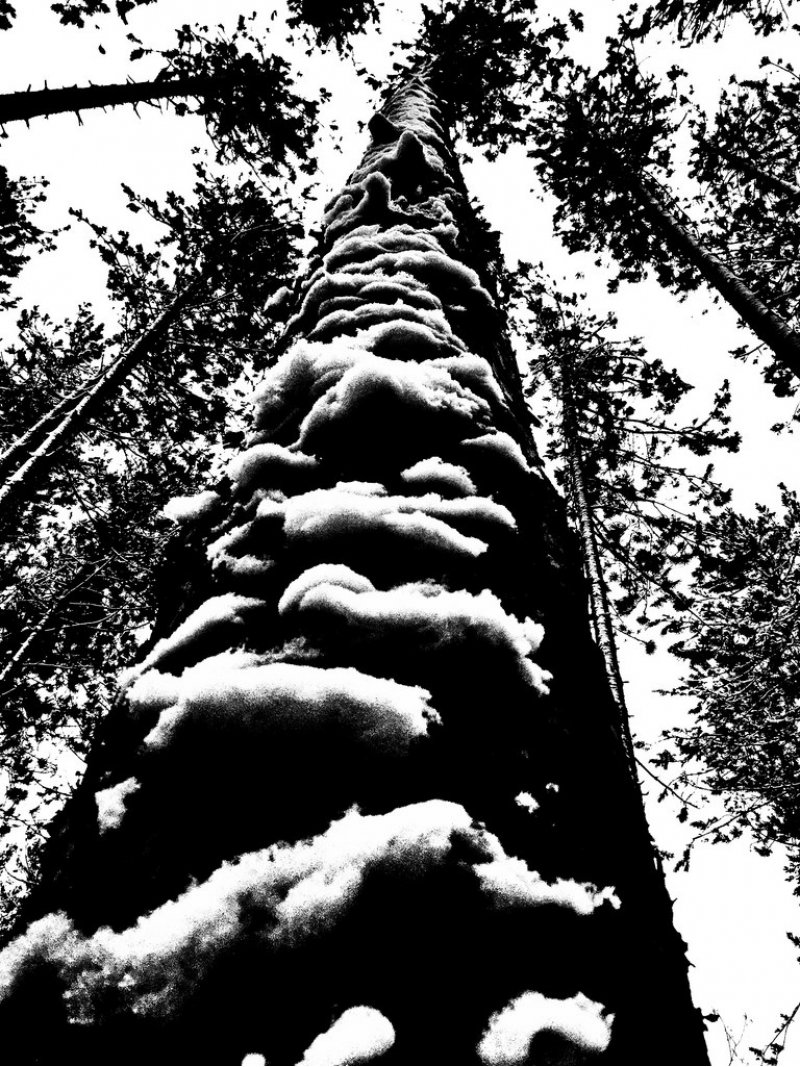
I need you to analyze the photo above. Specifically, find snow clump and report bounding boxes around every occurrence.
[161,491,221,524]
[131,654,440,755]
[477,991,614,1065]
[279,565,549,694]
[297,1006,395,1065]
[0,801,615,1025]
[95,777,140,833]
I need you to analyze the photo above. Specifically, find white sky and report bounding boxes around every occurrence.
[1,1,799,1062]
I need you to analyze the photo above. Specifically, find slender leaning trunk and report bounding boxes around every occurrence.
[0,75,234,126]
[624,172,800,380]
[0,277,200,515]
[0,71,708,1065]
[0,379,98,482]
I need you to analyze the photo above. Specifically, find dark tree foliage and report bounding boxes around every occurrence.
[661,489,800,887]
[633,0,794,42]
[0,168,54,310]
[0,305,106,452]
[51,0,156,26]
[0,165,301,928]
[529,40,691,291]
[286,0,379,48]
[689,47,800,400]
[513,268,738,632]
[39,0,379,47]
[134,17,318,172]
[0,0,156,29]
[530,37,800,387]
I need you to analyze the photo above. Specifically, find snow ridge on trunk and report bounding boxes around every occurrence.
[0,71,707,1066]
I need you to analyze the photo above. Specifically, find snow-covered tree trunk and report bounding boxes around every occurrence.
[0,69,708,1066]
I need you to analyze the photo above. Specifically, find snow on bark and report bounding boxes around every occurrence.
[0,800,614,1024]
[295,1006,395,1065]
[161,490,222,525]
[477,991,613,1065]
[277,567,549,694]
[401,456,477,496]
[134,658,440,754]
[95,777,141,834]
[125,593,267,679]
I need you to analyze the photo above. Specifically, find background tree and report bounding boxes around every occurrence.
[511,267,737,795]
[529,36,800,384]
[632,0,795,43]
[689,41,800,399]
[0,168,55,310]
[0,18,316,179]
[658,489,800,884]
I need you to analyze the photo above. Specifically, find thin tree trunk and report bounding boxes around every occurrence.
[560,357,636,772]
[625,172,800,380]
[0,280,201,516]
[0,74,238,126]
[0,561,105,699]
[701,137,800,199]
[0,377,98,481]
[0,69,708,1066]
[0,607,57,696]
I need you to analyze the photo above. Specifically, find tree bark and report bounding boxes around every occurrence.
[0,70,708,1066]
[624,172,800,380]
[0,74,239,126]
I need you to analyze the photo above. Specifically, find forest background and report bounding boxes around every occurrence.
[1,0,799,1063]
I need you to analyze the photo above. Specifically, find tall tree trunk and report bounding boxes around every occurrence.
[0,74,244,126]
[0,70,708,1065]
[0,278,200,516]
[701,137,800,199]
[624,171,800,380]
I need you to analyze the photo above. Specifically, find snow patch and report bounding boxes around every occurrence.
[128,595,265,679]
[401,457,476,497]
[514,792,539,814]
[477,992,614,1065]
[161,490,221,524]
[95,777,140,833]
[280,485,505,559]
[477,856,620,915]
[278,567,548,693]
[228,444,318,495]
[461,432,532,472]
[139,654,439,755]
[0,801,614,1024]
[298,1006,395,1065]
